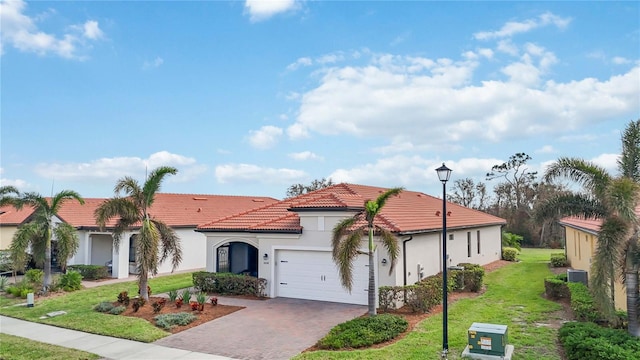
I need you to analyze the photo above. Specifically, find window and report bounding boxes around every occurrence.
[449,234,454,241]
[467,232,472,257]
[128,235,137,263]
[477,230,481,254]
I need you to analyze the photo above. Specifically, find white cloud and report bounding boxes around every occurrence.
[612,56,631,65]
[288,151,323,161]
[474,12,571,40]
[0,177,30,190]
[287,49,639,146]
[33,151,206,185]
[328,155,503,189]
[248,125,283,149]
[286,57,312,71]
[244,0,298,22]
[535,145,555,154]
[497,39,519,56]
[82,20,103,40]
[591,153,619,174]
[215,163,307,184]
[143,56,164,70]
[0,0,103,59]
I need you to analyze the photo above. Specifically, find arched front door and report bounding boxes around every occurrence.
[216,242,258,277]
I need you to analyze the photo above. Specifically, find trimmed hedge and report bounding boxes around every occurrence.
[59,270,83,291]
[550,253,568,267]
[192,272,267,297]
[567,282,601,322]
[455,263,485,292]
[544,275,569,300]
[67,265,110,280]
[502,247,519,262]
[317,314,408,349]
[559,321,640,360]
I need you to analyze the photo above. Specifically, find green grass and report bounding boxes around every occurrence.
[0,333,100,360]
[0,272,193,342]
[295,248,562,360]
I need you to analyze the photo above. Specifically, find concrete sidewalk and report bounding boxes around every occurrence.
[0,315,237,360]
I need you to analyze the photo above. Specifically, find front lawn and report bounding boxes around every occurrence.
[0,272,193,342]
[295,248,563,360]
[0,333,100,360]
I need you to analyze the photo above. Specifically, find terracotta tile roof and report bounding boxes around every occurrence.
[198,183,506,233]
[0,206,34,226]
[559,205,640,235]
[0,194,278,229]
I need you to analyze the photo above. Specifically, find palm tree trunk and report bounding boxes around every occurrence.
[43,228,52,294]
[626,269,640,337]
[139,270,149,301]
[368,226,376,316]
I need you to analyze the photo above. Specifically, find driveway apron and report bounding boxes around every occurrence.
[154,297,366,360]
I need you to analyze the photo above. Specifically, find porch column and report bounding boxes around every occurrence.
[112,233,130,279]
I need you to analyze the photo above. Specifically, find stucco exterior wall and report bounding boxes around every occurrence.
[0,226,17,250]
[565,226,627,311]
[156,228,206,274]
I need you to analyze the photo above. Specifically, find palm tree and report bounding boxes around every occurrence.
[94,166,182,301]
[10,190,85,293]
[535,120,640,337]
[332,187,402,316]
[0,185,21,207]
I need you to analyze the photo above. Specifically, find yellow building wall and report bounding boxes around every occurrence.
[0,226,18,250]
[565,226,628,311]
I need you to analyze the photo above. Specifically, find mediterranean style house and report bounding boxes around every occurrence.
[198,183,506,305]
[0,194,278,278]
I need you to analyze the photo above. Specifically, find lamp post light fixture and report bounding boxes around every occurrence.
[436,163,452,359]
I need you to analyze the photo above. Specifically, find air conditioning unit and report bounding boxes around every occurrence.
[567,269,588,286]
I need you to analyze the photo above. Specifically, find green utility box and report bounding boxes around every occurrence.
[467,323,508,356]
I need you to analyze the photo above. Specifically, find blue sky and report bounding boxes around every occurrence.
[1,0,639,200]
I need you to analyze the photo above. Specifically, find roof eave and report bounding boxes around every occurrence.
[196,228,303,234]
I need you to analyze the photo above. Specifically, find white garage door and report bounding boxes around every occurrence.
[276,250,370,305]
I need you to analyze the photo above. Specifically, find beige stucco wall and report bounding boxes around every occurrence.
[0,226,18,250]
[565,226,627,311]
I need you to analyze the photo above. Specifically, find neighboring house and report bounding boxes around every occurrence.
[0,206,33,250]
[1,194,278,279]
[198,183,506,305]
[560,212,638,311]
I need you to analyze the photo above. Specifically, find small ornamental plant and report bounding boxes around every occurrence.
[190,301,199,311]
[196,292,206,310]
[152,299,166,314]
[210,296,218,306]
[117,291,130,305]
[168,290,178,302]
[175,298,183,308]
[180,289,191,304]
[132,297,146,312]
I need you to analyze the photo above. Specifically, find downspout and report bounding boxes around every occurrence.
[402,235,414,286]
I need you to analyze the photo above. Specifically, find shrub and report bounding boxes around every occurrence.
[567,282,601,322]
[152,299,166,313]
[192,271,267,297]
[180,289,191,303]
[67,265,109,280]
[154,312,197,330]
[456,263,485,292]
[558,322,640,360]
[210,296,218,306]
[132,297,145,312]
[550,253,568,267]
[109,305,126,315]
[317,314,408,349]
[544,276,569,300]
[0,276,8,291]
[6,281,35,298]
[502,232,522,251]
[94,301,115,313]
[379,286,403,312]
[59,270,83,291]
[196,292,206,305]
[25,269,44,285]
[502,247,519,262]
[405,284,441,313]
[117,291,130,305]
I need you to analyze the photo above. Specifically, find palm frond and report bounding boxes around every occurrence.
[142,167,177,208]
[10,222,41,270]
[53,223,80,270]
[618,119,640,182]
[376,226,400,275]
[333,230,363,292]
[332,216,360,259]
[152,219,182,271]
[137,219,160,276]
[49,190,84,213]
[0,186,22,208]
[606,178,640,223]
[94,197,139,232]
[544,157,611,198]
[533,193,606,222]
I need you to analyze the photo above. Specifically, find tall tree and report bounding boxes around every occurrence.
[535,120,640,337]
[286,178,334,198]
[448,178,488,210]
[10,190,84,292]
[94,166,183,301]
[332,187,402,316]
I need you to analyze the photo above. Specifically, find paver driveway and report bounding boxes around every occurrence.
[154,296,366,360]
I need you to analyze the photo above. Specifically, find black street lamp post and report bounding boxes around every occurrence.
[436,163,452,359]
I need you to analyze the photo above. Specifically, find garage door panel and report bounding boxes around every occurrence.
[276,250,370,305]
